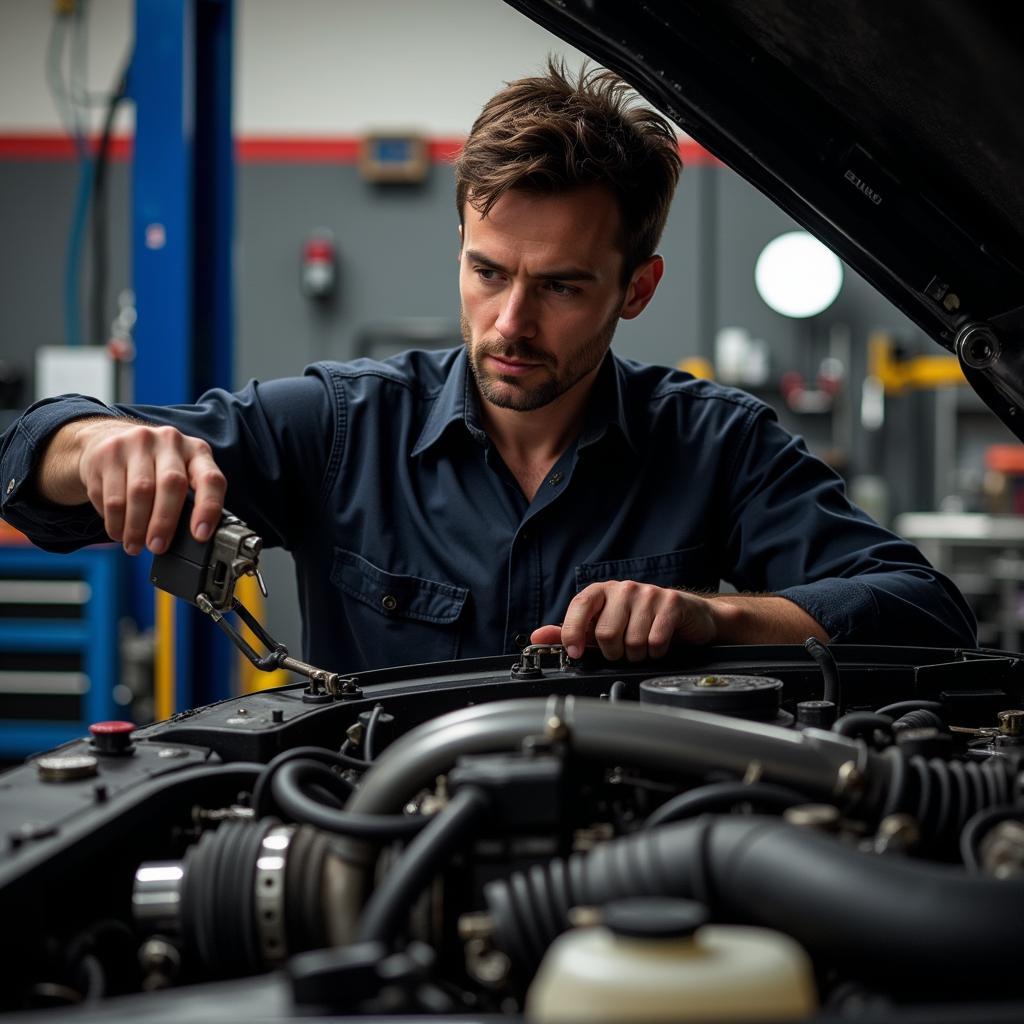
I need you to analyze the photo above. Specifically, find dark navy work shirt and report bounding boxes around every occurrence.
[0,347,976,672]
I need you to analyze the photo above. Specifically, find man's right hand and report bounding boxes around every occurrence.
[38,417,227,556]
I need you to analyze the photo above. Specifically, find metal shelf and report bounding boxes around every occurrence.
[0,546,122,758]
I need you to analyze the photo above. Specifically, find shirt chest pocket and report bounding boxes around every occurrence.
[330,548,469,666]
[575,544,719,593]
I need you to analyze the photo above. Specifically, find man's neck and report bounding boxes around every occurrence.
[479,373,595,467]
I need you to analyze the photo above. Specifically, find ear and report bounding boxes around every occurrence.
[620,255,665,320]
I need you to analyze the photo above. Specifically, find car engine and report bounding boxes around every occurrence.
[2,518,1024,1021]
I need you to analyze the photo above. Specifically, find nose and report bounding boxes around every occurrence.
[494,283,536,341]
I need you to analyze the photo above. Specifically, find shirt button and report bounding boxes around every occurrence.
[548,472,563,486]
[513,632,530,648]
[5,478,14,495]
[381,594,398,612]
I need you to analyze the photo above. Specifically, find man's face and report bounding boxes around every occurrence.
[459,185,630,413]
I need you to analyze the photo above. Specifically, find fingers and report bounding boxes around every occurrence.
[187,444,227,542]
[555,583,717,661]
[529,625,563,646]
[146,442,191,554]
[559,585,608,659]
[121,449,156,554]
[77,422,225,556]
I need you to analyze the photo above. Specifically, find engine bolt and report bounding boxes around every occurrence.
[980,819,1024,879]
[873,813,921,854]
[784,803,841,832]
[835,760,865,800]
[458,911,495,941]
[998,710,1024,737]
[139,938,181,990]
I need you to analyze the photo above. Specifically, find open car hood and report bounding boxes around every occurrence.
[504,0,1024,440]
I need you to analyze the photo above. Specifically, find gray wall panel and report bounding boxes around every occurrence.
[0,161,131,404]
[235,161,705,379]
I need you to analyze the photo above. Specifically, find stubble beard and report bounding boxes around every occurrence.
[460,309,619,412]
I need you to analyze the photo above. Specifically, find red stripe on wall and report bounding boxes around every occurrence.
[0,133,719,165]
[0,135,135,160]
[237,136,362,162]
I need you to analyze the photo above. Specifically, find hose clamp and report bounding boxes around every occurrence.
[255,824,296,967]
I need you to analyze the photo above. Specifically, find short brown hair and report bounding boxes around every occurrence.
[455,59,682,283]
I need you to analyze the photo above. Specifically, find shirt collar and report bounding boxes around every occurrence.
[411,347,488,456]
[577,352,641,455]
[411,347,640,458]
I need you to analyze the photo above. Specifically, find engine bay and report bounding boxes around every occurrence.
[3,640,1024,1021]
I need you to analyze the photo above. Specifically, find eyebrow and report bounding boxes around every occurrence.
[464,249,598,283]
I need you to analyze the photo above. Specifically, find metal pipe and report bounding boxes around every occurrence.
[345,697,878,820]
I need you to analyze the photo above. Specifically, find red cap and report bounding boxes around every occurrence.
[89,721,136,736]
[89,720,136,755]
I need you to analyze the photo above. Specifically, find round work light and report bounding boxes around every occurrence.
[754,231,844,318]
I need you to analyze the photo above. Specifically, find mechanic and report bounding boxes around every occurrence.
[0,61,976,672]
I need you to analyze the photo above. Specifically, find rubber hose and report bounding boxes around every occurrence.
[253,746,368,818]
[643,780,810,829]
[356,786,492,947]
[875,700,944,718]
[892,708,946,732]
[180,819,272,977]
[271,760,428,839]
[876,748,1020,844]
[804,637,840,705]
[833,712,895,744]
[486,815,1024,984]
[364,703,384,762]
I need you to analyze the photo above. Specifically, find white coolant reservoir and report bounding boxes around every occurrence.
[526,899,817,1023]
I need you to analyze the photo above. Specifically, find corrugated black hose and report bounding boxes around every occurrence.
[485,814,1024,985]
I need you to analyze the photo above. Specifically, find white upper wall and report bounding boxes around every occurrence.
[0,0,134,134]
[0,0,595,136]
[237,0,592,136]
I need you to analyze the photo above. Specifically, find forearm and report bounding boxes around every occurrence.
[707,593,828,645]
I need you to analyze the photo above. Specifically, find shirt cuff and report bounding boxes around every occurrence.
[775,579,879,643]
[0,396,116,549]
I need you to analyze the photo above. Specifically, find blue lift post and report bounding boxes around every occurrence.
[131,0,235,711]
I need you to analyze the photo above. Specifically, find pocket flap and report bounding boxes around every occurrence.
[575,544,716,591]
[331,549,468,625]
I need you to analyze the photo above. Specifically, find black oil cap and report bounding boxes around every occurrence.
[640,675,783,722]
[797,700,837,729]
[603,898,708,940]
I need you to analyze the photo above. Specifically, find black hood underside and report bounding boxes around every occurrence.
[504,0,1024,440]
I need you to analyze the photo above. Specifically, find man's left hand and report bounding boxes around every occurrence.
[529,581,718,661]
[529,581,830,660]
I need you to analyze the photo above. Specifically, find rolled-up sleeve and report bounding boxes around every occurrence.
[0,368,340,554]
[723,408,976,647]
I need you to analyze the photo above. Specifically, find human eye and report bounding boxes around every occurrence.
[545,280,579,297]
[474,267,502,283]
